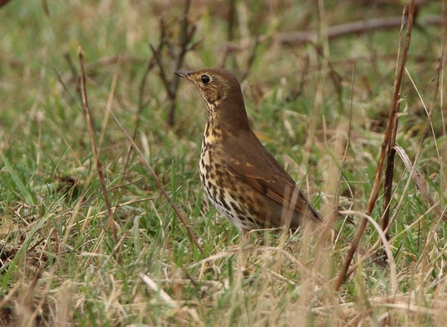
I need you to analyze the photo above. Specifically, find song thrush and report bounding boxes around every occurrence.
[175,68,322,234]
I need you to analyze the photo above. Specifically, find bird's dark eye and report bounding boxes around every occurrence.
[201,75,211,84]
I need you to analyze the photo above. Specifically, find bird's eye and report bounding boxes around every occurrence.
[201,75,211,84]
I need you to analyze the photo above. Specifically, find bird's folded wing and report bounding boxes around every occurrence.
[226,162,311,215]
[223,133,321,221]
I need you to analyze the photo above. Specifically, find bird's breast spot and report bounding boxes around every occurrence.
[205,134,220,144]
[201,152,211,166]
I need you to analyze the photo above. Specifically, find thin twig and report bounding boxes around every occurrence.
[150,44,172,98]
[171,0,196,122]
[240,35,261,82]
[115,57,157,205]
[165,0,195,126]
[227,0,237,42]
[109,109,203,253]
[137,57,156,115]
[63,52,78,81]
[77,47,120,249]
[42,0,49,16]
[118,25,166,197]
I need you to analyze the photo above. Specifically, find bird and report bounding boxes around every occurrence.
[175,68,323,235]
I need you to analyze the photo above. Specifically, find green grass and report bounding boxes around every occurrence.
[1,0,446,326]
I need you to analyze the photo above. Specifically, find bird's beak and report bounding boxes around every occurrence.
[174,70,191,81]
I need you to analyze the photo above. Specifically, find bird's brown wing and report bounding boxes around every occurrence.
[222,131,322,223]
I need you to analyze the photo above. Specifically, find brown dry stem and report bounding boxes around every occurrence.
[334,0,416,291]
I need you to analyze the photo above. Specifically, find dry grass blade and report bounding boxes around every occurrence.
[334,0,416,291]
[77,47,120,251]
[340,210,397,297]
[140,273,179,308]
[0,280,21,309]
[394,145,447,222]
[139,273,202,324]
[109,110,203,253]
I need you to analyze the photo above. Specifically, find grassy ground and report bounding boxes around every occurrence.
[0,0,446,326]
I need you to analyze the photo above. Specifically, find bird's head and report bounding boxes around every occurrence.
[175,68,250,131]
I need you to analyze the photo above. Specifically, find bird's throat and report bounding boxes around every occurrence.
[203,120,224,145]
